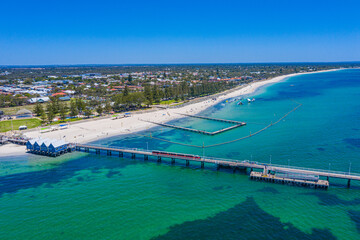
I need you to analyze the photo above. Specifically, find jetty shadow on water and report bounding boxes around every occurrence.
[0,154,134,197]
[153,197,336,240]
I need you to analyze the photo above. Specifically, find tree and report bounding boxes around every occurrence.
[51,99,60,115]
[34,103,44,116]
[128,75,132,82]
[70,100,79,117]
[46,106,55,123]
[23,78,33,84]
[144,85,153,106]
[40,112,47,123]
[104,102,112,113]
[96,105,103,116]
[76,99,85,113]
[84,108,92,118]
[152,85,160,104]
[59,103,67,121]
[123,85,129,96]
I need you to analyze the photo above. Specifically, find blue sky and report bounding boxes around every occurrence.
[0,0,359,65]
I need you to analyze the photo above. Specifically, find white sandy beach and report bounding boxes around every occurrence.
[0,69,340,157]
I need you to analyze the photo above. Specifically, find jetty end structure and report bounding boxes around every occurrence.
[74,143,360,189]
[2,135,358,189]
[26,138,75,157]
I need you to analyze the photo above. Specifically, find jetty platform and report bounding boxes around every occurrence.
[176,113,246,125]
[142,119,244,135]
[250,171,329,189]
[3,135,359,188]
[75,143,360,188]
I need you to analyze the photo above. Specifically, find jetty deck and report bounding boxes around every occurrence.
[141,119,244,135]
[250,171,329,189]
[75,143,360,187]
[176,113,246,125]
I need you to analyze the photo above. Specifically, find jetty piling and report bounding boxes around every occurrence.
[5,136,360,189]
[72,143,360,189]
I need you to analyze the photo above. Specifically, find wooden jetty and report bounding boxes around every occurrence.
[0,136,28,145]
[141,119,245,135]
[250,171,329,189]
[141,119,215,135]
[75,143,360,188]
[176,113,246,125]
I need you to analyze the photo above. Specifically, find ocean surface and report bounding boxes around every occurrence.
[1,69,360,239]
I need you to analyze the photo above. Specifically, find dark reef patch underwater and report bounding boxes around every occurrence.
[153,197,336,240]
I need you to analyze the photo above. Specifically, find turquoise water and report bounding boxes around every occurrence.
[1,69,360,239]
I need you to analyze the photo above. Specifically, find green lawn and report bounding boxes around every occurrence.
[0,102,71,115]
[0,105,40,116]
[159,99,178,105]
[49,117,90,125]
[0,118,42,132]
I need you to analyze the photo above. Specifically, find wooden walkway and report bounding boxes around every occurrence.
[75,144,360,187]
[176,113,246,125]
[0,136,28,145]
[250,171,329,189]
[141,119,244,135]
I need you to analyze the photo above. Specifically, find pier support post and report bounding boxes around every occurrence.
[144,155,148,160]
[217,164,220,171]
[233,167,236,173]
[157,156,161,162]
[201,162,204,168]
[327,176,329,181]
[348,179,351,188]
[96,149,100,154]
[171,158,175,164]
[107,150,111,156]
[186,160,189,166]
[119,152,123,157]
[132,153,135,159]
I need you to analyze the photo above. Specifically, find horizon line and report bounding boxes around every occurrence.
[1,60,360,68]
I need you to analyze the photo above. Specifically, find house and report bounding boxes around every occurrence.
[28,97,50,104]
[48,140,68,153]
[26,138,38,151]
[33,138,49,152]
[26,138,69,155]
[40,140,52,152]
[59,96,71,101]
[52,92,66,97]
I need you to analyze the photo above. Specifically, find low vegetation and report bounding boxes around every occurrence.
[0,118,42,132]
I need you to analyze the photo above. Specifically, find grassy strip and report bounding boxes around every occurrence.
[0,118,42,132]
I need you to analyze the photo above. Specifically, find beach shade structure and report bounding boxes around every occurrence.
[16,109,33,119]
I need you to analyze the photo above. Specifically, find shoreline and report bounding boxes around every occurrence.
[0,68,340,157]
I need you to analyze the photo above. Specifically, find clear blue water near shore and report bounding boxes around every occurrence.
[1,69,360,239]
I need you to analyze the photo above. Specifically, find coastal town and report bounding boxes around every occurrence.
[1,1,360,239]
[0,63,352,133]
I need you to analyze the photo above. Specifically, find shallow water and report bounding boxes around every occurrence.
[1,69,360,239]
